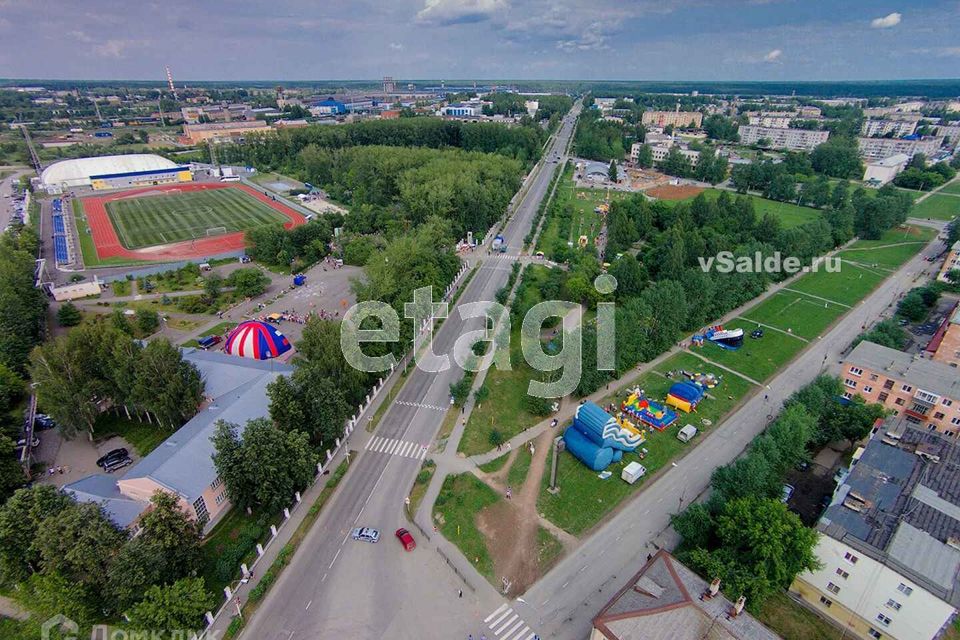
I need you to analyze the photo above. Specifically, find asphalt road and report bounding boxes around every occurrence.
[521,226,949,640]
[239,105,581,640]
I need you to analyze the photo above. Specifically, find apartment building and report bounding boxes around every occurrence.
[641,110,703,128]
[862,119,918,138]
[842,341,960,435]
[934,124,960,146]
[937,241,960,283]
[737,125,829,151]
[857,137,945,161]
[746,113,796,128]
[798,105,822,118]
[792,418,960,640]
[651,144,700,167]
[926,302,960,368]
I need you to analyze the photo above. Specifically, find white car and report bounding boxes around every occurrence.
[351,527,380,543]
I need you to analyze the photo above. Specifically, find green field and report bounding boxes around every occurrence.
[697,317,807,383]
[661,189,822,229]
[940,180,960,196]
[910,193,960,221]
[73,199,149,267]
[742,291,847,340]
[106,187,289,249]
[789,261,886,307]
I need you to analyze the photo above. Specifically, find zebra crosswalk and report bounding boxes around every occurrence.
[395,399,448,412]
[483,604,538,640]
[365,436,428,460]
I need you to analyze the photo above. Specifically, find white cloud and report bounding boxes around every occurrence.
[389,42,404,50]
[416,0,508,25]
[934,46,960,57]
[870,12,901,29]
[763,48,782,62]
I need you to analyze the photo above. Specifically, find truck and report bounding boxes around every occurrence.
[491,235,507,253]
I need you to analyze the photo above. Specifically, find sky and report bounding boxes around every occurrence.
[1,0,959,81]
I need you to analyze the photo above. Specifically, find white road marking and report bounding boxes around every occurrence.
[305,600,312,610]
[489,608,513,628]
[485,604,508,623]
[541,599,550,606]
[329,548,341,569]
[502,621,526,640]
[494,613,519,635]
[400,442,414,457]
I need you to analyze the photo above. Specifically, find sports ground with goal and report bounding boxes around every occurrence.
[77,183,306,262]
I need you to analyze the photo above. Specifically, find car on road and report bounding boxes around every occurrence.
[781,484,795,503]
[395,528,416,551]
[351,527,380,543]
[97,448,129,469]
[34,414,57,430]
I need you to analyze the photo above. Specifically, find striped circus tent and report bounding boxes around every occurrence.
[224,321,292,360]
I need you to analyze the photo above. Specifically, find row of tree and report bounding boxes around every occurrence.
[672,376,885,609]
[29,322,204,437]
[892,154,957,191]
[246,218,336,270]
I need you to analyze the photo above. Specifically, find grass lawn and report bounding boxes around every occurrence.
[537,526,564,573]
[479,454,510,473]
[105,187,289,250]
[93,413,170,456]
[407,460,435,517]
[199,507,278,599]
[756,592,841,640]
[536,166,628,257]
[507,447,533,487]
[940,180,960,196]
[910,193,960,221]
[111,279,132,296]
[789,261,885,307]
[182,321,237,347]
[664,189,822,229]
[537,352,754,536]
[696,317,807,383]
[433,473,501,580]
[741,291,847,340]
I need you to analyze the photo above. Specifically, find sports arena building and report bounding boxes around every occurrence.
[40,154,192,192]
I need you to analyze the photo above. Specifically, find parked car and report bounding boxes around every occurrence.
[15,436,39,449]
[351,527,380,543]
[34,414,57,430]
[751,328,764,339]
[395,528,416,551]
[103,456,133,474]
[197,335,222,350]
[97,448,129,469]
[781,484,795,503]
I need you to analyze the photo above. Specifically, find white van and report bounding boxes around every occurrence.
[677,424,698,443]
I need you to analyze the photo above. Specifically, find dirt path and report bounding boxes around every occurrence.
[475,430,556,595]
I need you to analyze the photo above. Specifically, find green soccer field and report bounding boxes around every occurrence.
[105,187,290,249]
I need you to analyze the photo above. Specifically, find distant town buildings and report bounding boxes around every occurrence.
[737,125,830,151]
[641,110,703,128]
[863,153,911,186]
[441,99,486,117]
[180,103,253,124]
[857,136,945,161]
[842,341,960,435]
[746,112,797,128]
[592,550,781,640]
[861,119,918,138]
[182,120,272,144]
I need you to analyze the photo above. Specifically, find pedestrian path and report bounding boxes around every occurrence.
[483,603,538,640]
[365,436,429,460]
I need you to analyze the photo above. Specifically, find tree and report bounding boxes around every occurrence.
[0,362,22,414]
[0,485,72,583]
[608,159,618,183]
[659,147,693,178]
[57,302,82,327]
[126,577,212,634]
[635,143,653,169]
[0,437,25,503]
[211,418,317,513]
[130,339,203,429]
[800,176,832,208]
[897,289,930,321]
[228,268,270,298]
[203,273,223,300]
[33,501,127,590]
[135,308,160,335]
[810,139,863,179]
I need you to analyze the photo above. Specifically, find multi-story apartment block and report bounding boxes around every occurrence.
[641,110,703,128]
[842,341,960,434]
[862,119,918,138]
[926,302,960,368]
[857,137,945,161]
[747,114,795,128]
[651,144,700,167]
[737,125,829,151]
[792,418,960,640]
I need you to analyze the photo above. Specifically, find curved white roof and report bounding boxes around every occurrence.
[41,154,178,187]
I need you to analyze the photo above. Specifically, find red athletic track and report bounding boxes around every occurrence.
[79,182,307,261]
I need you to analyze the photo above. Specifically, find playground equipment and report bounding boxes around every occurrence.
[578,235,589,248]
[665,381,705,413]
[621,390,678,431]
[563,402,645,472]
[693,325,744,351]
[292,273,306,287]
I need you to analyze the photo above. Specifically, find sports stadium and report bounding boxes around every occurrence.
[44,154,307,263]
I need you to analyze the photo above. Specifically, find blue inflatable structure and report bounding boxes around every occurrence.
[563,402,643,472]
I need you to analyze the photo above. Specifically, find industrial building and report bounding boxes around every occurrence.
[641,110,703,128]
[90,166,192,190]
[181,120,273,144]
[863,153,910,186]
[737,125,830,151]
[792,417,960,640]
[40,154,185,191]
[180,103,253,124]
[841,341,960,435]
[857,136,945,161]
[862,119,918,138]
[441,100,486,117]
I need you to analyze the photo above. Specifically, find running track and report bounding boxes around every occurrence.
[78,182,306,261]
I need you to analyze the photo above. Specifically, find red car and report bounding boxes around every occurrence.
[395,528,416,551]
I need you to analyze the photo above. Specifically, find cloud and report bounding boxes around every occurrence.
[934,46,960,57]
[870,12,901,29]
[763,48,782,62]
[389,42,404,50]
[556,22,611,52]
[94,39,131,58]
[416,0,507,25]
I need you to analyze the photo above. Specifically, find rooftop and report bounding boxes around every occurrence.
[819,418,960,606]
[845,340,960,401]
[593,551,780,640]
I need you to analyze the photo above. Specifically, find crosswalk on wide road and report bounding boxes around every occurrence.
[364,436,428,460]
[483,604,538,640]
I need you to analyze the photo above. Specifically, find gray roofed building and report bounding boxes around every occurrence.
[592,551,781,640]
[844,340,960,402]
[64,349,293,530]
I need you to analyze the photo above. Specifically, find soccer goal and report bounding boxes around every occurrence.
[205,226,228,237]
